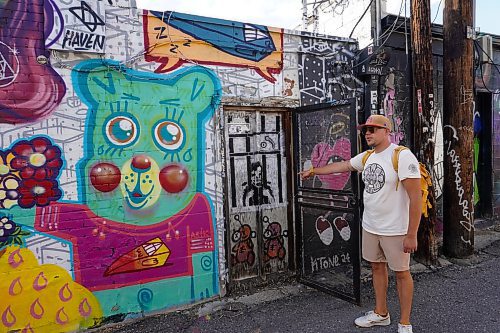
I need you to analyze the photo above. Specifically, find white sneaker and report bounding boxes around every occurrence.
[398,323,413,333]
[354,310,391,327]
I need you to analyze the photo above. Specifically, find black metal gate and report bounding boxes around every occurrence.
[294,100,361,304]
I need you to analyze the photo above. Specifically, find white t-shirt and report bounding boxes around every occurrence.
[350,144,421,236]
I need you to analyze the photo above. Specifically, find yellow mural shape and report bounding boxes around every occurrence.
[0,246,102,333]
[144,13,283,82]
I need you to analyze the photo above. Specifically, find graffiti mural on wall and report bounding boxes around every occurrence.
[298,35,360,106]
[225,112,287,212]
[300,111,352,191]
[0,59,223,327]
[262,215,287,262]
[62,61,219,297]
[297,103,354,249]
[295,102,358,299]
[0,137,64,210]
[231,222,256,266]
[0,0,66,124]
[144,11,284,83]
[228,212,259,279]
[358,47,410,147]
[0,246,102,332]
[46,0,107,53]
[381,68,407,145]
[224,111,289,279]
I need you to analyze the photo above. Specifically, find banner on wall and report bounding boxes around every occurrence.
[46,0,106,53]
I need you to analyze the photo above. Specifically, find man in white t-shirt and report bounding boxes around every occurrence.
[299,115,422,333]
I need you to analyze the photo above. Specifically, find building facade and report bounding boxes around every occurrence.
[0,1,360,331]
[366,15,500,225]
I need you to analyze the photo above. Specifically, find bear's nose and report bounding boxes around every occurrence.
[131,155,151,172]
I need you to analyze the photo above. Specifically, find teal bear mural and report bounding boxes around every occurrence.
[73,61,221,223]
[26,61,223,316]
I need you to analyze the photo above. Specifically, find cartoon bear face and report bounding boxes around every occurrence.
[72,60,221,224]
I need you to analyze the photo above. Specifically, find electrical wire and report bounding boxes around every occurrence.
[432,0,443,24]
[474,39,500,76]
[351,0,405,64]
[354,14,406,59]
[309,0,348,15]
[349,0,375,39]
[474,40,500,94]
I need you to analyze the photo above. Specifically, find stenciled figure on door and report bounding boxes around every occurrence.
[242,161,275,206]
[315,212,351,245]
[231,223,256,266]
[30,60,222,311]
[262,217,287,262]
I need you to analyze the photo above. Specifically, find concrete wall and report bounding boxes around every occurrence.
[0,1,357,331]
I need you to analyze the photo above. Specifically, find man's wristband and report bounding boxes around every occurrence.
[309,166,315,176]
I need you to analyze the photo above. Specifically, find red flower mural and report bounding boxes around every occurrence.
[0,174,20,209]
[0,137,64,209]
[18,179,62,208]
[10,137,63,180]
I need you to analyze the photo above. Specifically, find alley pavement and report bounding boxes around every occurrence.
[94,223,500,333]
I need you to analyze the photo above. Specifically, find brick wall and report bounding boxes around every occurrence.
[0,1,357,331]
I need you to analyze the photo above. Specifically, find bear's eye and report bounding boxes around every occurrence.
[264,229,272,239]
[105,115,139,147]
[154,121,185,151]
[232,230,241,242]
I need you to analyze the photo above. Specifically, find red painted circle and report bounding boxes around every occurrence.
[159,164,189,193]
[90,163,121,193]
[132,155,151,170]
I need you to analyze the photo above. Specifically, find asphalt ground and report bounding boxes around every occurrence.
[93,224,500,333]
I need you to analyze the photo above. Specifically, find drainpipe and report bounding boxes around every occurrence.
[375,0,381,45]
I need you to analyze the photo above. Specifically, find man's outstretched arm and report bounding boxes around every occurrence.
[299,160,354,180]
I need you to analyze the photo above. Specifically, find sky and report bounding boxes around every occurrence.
[135,0,500,36]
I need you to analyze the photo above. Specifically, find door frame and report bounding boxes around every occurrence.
[221,105,295,291]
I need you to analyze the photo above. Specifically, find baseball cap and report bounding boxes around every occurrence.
[357,115,392,131]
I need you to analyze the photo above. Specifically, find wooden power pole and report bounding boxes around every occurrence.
[443,0,475,257]
[411,0,438,264]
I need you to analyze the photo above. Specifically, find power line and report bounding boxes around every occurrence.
[349,0,375,39]
[352,0,405,57]
[352,0,406,69]
[474,40,500,94]
[432,0,443,24]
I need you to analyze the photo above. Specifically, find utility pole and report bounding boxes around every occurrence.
[410,0,438,264]
[443,0,475,258]
[302,0,308,31]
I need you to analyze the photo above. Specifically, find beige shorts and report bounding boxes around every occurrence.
[362,228,410,271]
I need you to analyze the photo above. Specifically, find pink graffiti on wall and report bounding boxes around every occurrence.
[0,0,66,124]
[389,116,404,145]
[383,70,405,145]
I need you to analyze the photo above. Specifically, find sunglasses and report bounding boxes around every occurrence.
[361,126,381,135]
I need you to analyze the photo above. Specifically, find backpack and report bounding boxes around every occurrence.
[361,146,433,218]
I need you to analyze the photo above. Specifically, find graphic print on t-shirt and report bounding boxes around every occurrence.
[408,163,418,174]
[363,163,385,194]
